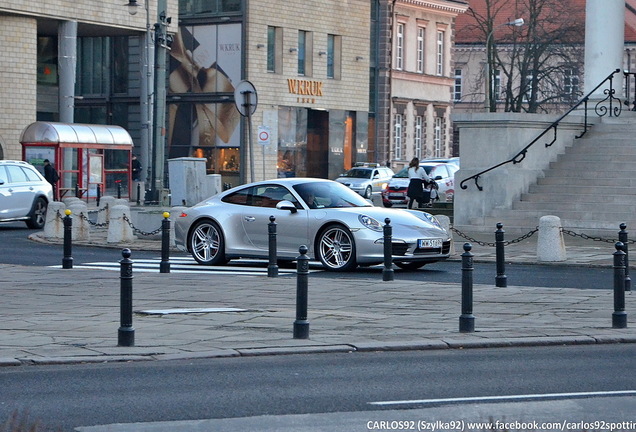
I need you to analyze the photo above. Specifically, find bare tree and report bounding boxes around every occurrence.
[464,0,585,113]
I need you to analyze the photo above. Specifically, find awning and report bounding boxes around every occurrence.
[20,122,133,149]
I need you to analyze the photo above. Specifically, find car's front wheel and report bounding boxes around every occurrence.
[363,186,372,199]
[26,197,47,229]
[382,201,393,208]
[189,219,226,265]
[316,224,357,271]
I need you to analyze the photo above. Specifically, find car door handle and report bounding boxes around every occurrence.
[244,216,256,222]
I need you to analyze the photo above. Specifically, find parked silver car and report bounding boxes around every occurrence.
[334,164,394,199]
[174,178,451,271]
[0,160,53,229]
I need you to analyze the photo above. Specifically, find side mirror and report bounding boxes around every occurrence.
[276,200,298,213]
[435,176,443,180]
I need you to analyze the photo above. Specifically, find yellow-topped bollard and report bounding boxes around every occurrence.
[62,209,73,269]
[163,211,170,219]
[160,212,171,273]
[65,209,72,216]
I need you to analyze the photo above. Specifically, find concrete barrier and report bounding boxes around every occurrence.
[97,196,115,225]
[44,201,66,239]
[107,204,136,243]
[68,202,90,241]
[537,215,566,262]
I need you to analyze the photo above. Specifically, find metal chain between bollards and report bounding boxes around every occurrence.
[122,214,164,236]
[561,228,636,244]
[450,226,539,247]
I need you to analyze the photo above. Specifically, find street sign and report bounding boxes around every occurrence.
[258,125,270,146]
[234,80,258,117]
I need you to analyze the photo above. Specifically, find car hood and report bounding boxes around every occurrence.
[386,178,409,188]
[340,206,449,238]
[335,177,369,186]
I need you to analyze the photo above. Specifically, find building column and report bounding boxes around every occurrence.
[58,20,77,123]
[584,0,624,98]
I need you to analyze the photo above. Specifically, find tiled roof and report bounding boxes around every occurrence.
[455,0,636,44]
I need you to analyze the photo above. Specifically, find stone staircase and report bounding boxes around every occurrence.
[467,117,636,236]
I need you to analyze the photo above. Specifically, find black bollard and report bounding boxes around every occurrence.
[459,243,475,333]
[118,248,135,346]
[62,209,73,269]
[160,212,171,273]
[117,181,122,199]
[96,185,101,207]
[268,216,278,277]
[612,242,627,329]
[136,183,141,205]
[382,218,394,281]
[495,222,507,287]
[293,245,310,339]
[75,183,80,198]
[618,224,631,292]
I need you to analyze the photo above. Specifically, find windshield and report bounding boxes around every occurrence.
[340,168,372,179]
[293,181,373,209]
[394,165,434,178]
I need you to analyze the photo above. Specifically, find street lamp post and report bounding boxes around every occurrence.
[485,18,524,112]
[127,0,170,205]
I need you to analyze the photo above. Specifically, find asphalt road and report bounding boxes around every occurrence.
[1,344,635,431]
[1,222,615,289]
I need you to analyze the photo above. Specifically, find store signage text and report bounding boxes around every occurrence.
[287,79,324,104]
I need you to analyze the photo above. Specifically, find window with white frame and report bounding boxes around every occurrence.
[454,69,462,101]
[417,27,425,73]
[414,115,423,158]
[522,73,534,102]
[564,68,579,101]
[436,30,444,76]
[434,116,444,157]
[493,69,501,101]
[394,113,403,160]
[396,23,404,71]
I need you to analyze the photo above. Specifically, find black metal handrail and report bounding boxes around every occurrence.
[460,68,622,191]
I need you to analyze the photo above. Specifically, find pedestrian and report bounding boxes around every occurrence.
[406,157,431,209]
[43,159,59,200]
[131,155,142,181]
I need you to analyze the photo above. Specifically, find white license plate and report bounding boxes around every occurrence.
[418,239,442,248]
[389,194,404,199]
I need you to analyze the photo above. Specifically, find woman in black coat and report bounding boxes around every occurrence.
[406,157,431,209]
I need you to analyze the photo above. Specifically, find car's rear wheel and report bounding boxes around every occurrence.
[363,186,372,199]
[26,197,47,229]
[316,224,356,271]
[395,261,428,270]
[189,219,226,265]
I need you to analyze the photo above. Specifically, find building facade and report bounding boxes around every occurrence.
[377,0,468,172]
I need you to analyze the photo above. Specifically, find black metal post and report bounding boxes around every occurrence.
[268,216,278,277]
[118,248,135,346]
[293,245,310,339]
[382,218,394,281]
[136,183,141,206]
[612,242,627,329]
[62,210,73,269]
[75,183,80,198]
[495,222,507,287]
[459,243,475,333]
[117,182,122,199]
[160,212,171,273]
[619,223,631,292]
[96,184,101,207]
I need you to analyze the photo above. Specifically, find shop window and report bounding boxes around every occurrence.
[327,34,341,80]
[298,30,313,77]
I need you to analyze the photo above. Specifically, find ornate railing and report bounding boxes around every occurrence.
[460,68,623,191]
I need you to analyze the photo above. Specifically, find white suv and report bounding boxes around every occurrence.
[0,160,53,229]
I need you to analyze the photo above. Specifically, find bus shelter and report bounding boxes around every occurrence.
[20,122,134,200]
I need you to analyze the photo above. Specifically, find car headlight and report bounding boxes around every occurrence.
[419,212,442,229]
[358,214,383,232]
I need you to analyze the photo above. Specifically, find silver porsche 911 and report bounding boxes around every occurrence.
[174,178,452,271]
